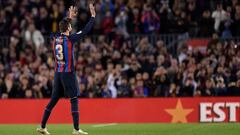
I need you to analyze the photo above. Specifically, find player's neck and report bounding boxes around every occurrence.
[61,31,70,36]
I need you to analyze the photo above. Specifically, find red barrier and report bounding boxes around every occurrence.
[0,97,240,124]
[186,39,209,47]
[186,39,210,54]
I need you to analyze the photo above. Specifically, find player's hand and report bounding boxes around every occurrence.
[68,6,77,19]
[89,3,96,18]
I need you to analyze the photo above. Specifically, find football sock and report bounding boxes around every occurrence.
[70,97,79,130]
[41,97,60,128]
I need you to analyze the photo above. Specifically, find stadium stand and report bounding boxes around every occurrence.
[0,0,240,98]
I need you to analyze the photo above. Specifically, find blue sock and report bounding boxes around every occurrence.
[71,97,79,130]
[41,97,59,128]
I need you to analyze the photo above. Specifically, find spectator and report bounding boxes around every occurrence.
[1,73,19,98]
[100,0,115,15]
[212,4,227,32]
[127,8,142,34]
[133,80,148,97]
[220,7,233,38]
[102,84,112,98]
[36,7,52,34]
[180,73,197,97]
[169,83,180,97]
[25,89,33,98]
[24,23,45,49]
[201,79,216,96]
[153,67,170,97]
[231,4,240,36]
[107,70,118,98]
[115,10,128,38]
[142,72,154,96]
[117,78,131,97]
[141,4,160,34]
[159,0,172,33]
[198,9,214,37]
[214,75,227,96]
[101,11,114,35]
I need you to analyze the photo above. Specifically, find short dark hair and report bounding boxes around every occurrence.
[59,18,71,33]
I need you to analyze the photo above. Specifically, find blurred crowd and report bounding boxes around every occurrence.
[1,34,240,99]
[0,0,240,99]
[1,0,240,37]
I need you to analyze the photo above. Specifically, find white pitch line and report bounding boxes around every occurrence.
[92,123,118,128]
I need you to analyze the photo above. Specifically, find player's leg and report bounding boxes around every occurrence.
[61,72,88,134]
[37,95,60,135]
[41,96,60,128]
[70,97,79,130]
[70,97,88,135]
[37,73,62,134]
[37,96,59,134]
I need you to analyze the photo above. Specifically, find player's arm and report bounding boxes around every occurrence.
[69,4,96,42]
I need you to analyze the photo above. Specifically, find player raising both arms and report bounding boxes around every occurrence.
[36,3,96,135]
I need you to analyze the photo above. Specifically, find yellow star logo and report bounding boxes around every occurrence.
[165,99,193,123]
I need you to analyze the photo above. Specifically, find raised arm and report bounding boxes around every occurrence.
[69,3,96,43]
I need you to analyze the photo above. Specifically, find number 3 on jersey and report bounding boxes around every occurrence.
[56,44,64,61]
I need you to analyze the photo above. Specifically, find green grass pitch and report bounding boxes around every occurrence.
[0,123,239,135]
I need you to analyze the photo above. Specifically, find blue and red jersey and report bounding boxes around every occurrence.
[52,17,94,72]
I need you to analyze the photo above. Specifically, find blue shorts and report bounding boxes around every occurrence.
[52,72,80,98]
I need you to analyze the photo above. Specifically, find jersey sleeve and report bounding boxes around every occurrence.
[69,17,95,43]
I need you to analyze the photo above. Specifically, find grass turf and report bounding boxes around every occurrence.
[0,123,239,135]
